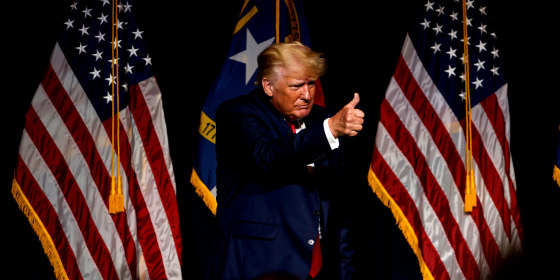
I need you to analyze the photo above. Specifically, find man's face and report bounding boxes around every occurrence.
[262,61,316,122]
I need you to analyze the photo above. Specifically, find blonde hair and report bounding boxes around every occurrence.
[255,41,326,87]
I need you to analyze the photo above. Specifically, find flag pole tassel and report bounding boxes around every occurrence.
[109,0,124,214]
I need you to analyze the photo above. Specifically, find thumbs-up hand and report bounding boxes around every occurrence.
[328,93,365,138]
[346,92,361,109]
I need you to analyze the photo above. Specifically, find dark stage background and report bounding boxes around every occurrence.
[3,0,560,279]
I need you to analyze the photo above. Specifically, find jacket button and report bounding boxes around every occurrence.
[308,239,315,246]
[313,210,320,216]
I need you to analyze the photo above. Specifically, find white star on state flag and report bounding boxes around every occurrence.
[229,29,275,85]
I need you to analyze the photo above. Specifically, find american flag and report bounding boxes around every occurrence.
[11,0,182,279]
[191,0,321,214]
[368,0,523,279]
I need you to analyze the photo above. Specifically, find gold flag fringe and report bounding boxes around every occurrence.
[11,178,69,280]
[368,168,434,280]
[553,165,560,187]
[190,168,217,215]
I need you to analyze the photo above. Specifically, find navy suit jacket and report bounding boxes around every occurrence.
[211,88,354,280]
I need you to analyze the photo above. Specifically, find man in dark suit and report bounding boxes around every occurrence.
[211,41,364,280]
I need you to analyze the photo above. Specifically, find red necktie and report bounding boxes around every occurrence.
[287,121,296,134]
[309,233,322,278]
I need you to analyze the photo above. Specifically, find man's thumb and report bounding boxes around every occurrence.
[346,93,360,108]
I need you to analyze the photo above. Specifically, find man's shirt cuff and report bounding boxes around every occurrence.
[323,118,340,150]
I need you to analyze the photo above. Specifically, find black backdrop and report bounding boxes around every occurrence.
[3,0,560,279]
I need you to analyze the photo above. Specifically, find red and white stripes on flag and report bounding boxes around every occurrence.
[368,32,523,279]
[12,41,182,279]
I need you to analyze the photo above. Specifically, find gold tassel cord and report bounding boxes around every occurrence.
[462,0,476,213]
[115,0,124,213]
[109,0,116,214]
[109,0,124,214]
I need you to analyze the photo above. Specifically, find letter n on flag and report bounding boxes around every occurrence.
[191,0,323,214]
[11,0,182,279]
[368,0,523,279]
